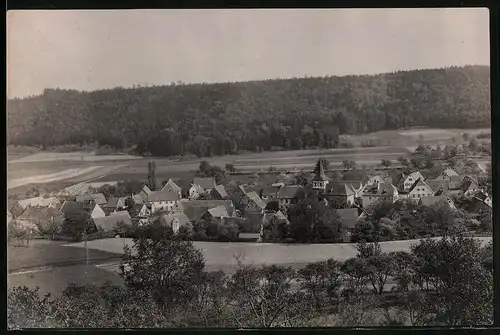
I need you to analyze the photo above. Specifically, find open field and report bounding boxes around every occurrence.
[65,237,492,270]
[9,151,142,163]
[8,239,122,273]
[8,265,124,297]
[6,127,490,193]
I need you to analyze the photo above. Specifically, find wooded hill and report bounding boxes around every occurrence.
[7,65,490,158]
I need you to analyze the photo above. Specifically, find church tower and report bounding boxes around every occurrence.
[312,159,329,191]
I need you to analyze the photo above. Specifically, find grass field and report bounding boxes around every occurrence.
[8,239,122,273]
[6,127,490,196]
[65,237,492,269]
[8,265,124,297]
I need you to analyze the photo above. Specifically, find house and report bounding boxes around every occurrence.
[147,191,181,213]
[394,171,425,192]
[336,208,360,233]
[88,203,106,219]
[210,184,230,200]
[178,200,236,224]
[277,186,303,210]
[191,177,216,194]
[407,178,434,203]
[133,203,151,218]
[260,186,282,201]
[105,197,128,214]
[75,193,107,206]
[7,211,13,224]
[323,183,356,207]
[472,190,492,208]
[16,206,61,233]
[93,211,133,232]
[161,179,183,198]
[10,196,61,218]
[426,179,451,196]
[189,184,206,200]
[138,185,152,202]
[361,183,399,208]
[200,205,230,223]
[339,181,364,198]
[436,168,459,181]
[419,196,457,210]
[131,193,145,205]
[59,200,86,220]
[461,177,480,196]
[240,191,267,214]
[312,159,329,190]
[364,175,386,188]
[159,212,191,234]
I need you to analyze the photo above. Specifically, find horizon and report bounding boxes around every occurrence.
[7,63,490,99]
[7,8,490,99]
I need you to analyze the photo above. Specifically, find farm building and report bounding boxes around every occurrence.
[277,186,303,210]
[94,211,133,232]
[75,193,107,206]
[10,196,61,218]
[239,191,267,214]
[323,183,356,207]
[362,183,399,208]
[160,179,183,198]
[178,200,236,224]
[147,191,181,213]
[406,178,434,203]
[105,197,128,214]
[59,201,86,220]
[210,184,230,200]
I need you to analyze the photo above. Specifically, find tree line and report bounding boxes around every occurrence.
[7,65,490,157]
[7,233,492,328]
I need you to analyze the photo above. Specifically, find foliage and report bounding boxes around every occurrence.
[120,238,206,310]
[7,286,55,329]
[410,235,493,325]
[8,220,34,246]
[58,211,94,242]
[341,160,356,172]
[195,161,226,184]
[8,66,490,155]
[288,198,343,243]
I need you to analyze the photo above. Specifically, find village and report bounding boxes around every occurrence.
[7,141,493,246]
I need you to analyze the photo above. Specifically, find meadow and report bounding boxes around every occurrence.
[6,127,490,196]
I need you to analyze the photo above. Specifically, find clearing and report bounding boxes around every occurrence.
[64,237,492,269]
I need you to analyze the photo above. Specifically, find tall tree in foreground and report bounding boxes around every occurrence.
[120,237,206,310]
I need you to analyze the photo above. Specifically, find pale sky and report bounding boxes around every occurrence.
[7,8,490,99]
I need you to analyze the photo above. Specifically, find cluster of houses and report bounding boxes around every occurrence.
[7,159,492,241]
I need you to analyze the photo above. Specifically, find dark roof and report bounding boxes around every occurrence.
[75,193,107,205]
[407,178,432,193]
[326,183,355,196]
[94,212,133,231]
[180,200,235,222]
[18,206,60,221]
[278,186,303,199]
[426,179,450,193]
[336,208,359,229]
[106,197,127,208]
[419,196,454,207]
[147,191,181,202]
[212,184,229,199]
[261,186,281,196]
[193,177,216,190]
[265,200,280,211]
[378,183,398,196]
[461,179,479,192]
[59,201,85,217]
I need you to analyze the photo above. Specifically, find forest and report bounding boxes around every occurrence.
[7,65,490,158]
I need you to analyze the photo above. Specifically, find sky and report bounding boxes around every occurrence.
[7,8,490,99]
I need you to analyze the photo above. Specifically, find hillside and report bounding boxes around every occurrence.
[7,65,490,158]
